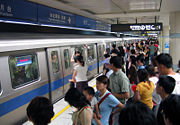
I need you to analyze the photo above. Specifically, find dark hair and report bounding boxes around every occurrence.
[65,88,90,109]
[162,94,180,125]
[111,49,119,55]
[130,56,136,66]
[110,56,122,68]
[96,75,109,85]
[118,46,125,57]
[74,55,84,66]
[126,46,130,51]
[75,50,81,55]
[119,101,157,125]
[26,96,54,125]
[178,60,180,67]
[83,86,95,96]
[104,54,110,58]
[131,49,136,55]
[136,54,144,63]
[137,69,149,82]
[157,75,175,94]
[146,65,155,77]
[112,44,116,49]
[156,53,173,68]
[151,56,157,67]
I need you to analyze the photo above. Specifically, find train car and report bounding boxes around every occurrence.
[0,33,123,125]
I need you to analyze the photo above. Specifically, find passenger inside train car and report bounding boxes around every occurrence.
[9,54,39,88]
[51,51,59,73]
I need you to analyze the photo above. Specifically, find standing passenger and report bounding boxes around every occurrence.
[119,101,157,125]
[92,75,124,125]
[156,75,175,125]
[155,53,180,95]
[26,96,54,125]
[65,88,93,125]
[83,87,101,121]
[161,94,180,125]
[109,56,130,125]
[135,69,155,109]
[70,56,88,92]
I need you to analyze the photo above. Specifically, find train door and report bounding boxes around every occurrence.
[47,48,64,102]
[60,47,72,94]
[86,44,98,79]
[97,43,105,73]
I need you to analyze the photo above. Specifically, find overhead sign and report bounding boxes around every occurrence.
[0,0,111,31]
[111,23,163,32]
[38,5,75,26]
[0,0,37,22]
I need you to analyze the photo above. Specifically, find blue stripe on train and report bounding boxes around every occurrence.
[0,74,71,117]
[0,60,105,117]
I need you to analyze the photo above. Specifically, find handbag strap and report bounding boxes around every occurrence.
[73,106,91,125]
[98,93,111,107]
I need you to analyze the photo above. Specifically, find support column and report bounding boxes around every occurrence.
[169,11,180,69]
[161,26,170,53]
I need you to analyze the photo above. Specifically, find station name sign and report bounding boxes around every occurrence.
[111,23,163,32]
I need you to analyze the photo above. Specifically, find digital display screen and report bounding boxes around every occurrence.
[16,55,32,66]
[111,23,163,32]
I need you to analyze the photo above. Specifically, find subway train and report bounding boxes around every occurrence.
[0,33,140,125]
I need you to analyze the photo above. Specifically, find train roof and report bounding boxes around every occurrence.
[0,33,122,53]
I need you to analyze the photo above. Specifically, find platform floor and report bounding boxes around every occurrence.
[23,76,97,125]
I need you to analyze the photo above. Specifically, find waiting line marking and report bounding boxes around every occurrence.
[51,84,96,121]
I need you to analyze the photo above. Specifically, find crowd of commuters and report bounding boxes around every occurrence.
[26,40,180,125]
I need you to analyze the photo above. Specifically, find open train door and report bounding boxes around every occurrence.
[46,48,64,103]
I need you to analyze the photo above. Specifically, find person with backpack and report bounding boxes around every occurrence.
[92,75,124,125]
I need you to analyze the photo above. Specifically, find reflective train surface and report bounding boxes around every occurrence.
[0,33,140,125]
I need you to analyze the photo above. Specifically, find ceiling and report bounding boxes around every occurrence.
[29,0,180,24]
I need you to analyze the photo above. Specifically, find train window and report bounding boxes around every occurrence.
[0,81,1,93]
[64,49,70,69]
[51,51,59,73]
[74,46,85,59]
[103,44,105,53]
[9,54,39,89]
[98,45,103,59]
[87,45,95,62]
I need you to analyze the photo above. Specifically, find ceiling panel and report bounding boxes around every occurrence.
[30,0,180,24]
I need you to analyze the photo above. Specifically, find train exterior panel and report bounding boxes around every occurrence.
[0,33,141,125]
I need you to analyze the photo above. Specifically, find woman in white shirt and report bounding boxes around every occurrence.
[72,56,88,92]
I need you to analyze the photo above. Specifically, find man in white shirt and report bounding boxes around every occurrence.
[156,53,180,95]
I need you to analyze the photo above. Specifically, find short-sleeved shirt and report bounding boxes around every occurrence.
[91,96,98,110]
[109,69,130,104]
[92,90,120,125]
[168,73,180,95]
[149,45,155,55]
[74,64,88,82]
[136,81,155,109]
